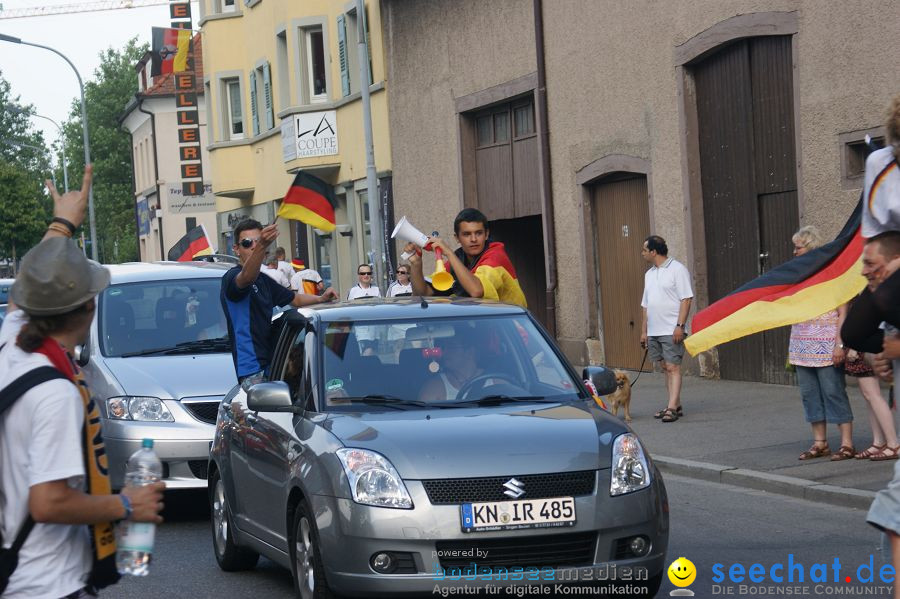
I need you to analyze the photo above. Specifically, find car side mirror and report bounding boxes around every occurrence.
[582,366,617,396]
[74,341,90,367]
[247,381,300,412]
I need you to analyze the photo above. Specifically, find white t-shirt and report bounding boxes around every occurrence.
[262,266,290,288]
[276,260,294,283]
[0,324,91,598]
[641,257,694,337]
[862,146,900,238]
[387,281,413,297]
[347,284,382,301]
[290,269,323,292]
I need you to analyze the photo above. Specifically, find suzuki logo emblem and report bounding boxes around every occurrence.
[503,478,525,499]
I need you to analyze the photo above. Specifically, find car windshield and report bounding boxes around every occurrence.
[320,315,584,410]
[99,278,229,357]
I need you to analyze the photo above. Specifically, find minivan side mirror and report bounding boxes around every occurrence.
[582,366,617,396]
[247,381,301,413]
[74,341,90,367]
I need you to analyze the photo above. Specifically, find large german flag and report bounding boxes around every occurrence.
[167,225,213,261]
[151,27,192,76]
[465,241,527,308]
[685,199,867,356]
[277,172,336,232]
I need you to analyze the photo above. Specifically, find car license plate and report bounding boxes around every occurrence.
[461,497,575,532]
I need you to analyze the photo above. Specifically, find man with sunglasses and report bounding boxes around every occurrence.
[387,265,413,297]
[347,264,382,300]
[221,219,337,385]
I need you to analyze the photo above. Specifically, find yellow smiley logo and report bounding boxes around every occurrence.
[667,557,697,587]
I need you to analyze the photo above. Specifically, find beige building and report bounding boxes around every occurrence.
[122,37,217,262]
[380,0,900,383]
[198,0,392,296]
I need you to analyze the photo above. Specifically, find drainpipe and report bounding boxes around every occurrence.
[533,0,557,338]
[138,98,164,260]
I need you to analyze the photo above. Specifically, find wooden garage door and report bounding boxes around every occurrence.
[592,176,652,371]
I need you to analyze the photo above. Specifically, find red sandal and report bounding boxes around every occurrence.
[799,441,830,460]
[856,444,887,459]
[830,445,856,461]
[872,446,900,461]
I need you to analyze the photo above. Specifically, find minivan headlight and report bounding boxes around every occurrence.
[107,396,174,422]
[336,448,413,509]
[610,433,650,496]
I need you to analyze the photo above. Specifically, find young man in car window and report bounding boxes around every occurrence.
[221,219,337,385]
[404,208,526,307]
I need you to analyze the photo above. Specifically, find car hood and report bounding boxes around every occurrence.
[322,402,625,479]
[103,355,236,400]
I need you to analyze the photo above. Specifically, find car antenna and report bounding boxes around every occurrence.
[420,296,428,309]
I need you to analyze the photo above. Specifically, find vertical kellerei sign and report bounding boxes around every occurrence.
[170,1,203,196]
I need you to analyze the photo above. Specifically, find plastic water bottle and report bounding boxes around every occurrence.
[117,438,162,576]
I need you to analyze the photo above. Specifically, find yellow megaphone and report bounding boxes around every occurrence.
[431,247,454,291]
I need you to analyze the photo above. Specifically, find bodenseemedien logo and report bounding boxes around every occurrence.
[668,557,697,596]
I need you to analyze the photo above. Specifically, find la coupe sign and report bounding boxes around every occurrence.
[294,111,338,158]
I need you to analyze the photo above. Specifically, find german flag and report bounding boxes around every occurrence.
[151,27,192,76]
[685,199,867,356]
[277,172,336,232]
[167,225,213,262]
[467,241,527,308]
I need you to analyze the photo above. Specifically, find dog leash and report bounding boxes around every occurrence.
[629,349,649,388]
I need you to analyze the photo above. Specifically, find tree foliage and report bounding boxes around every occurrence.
[61,38,147,263]
[0,72,52,267]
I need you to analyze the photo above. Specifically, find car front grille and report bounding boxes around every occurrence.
[183,401,219,424]
[188,460,209,480]
[436,531,597,571]
[422,471,596,505]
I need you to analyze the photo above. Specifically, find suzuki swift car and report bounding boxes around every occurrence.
[78,261,235,489]
[209,299,668,598]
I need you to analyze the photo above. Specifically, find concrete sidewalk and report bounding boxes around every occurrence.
[617,371,898,509]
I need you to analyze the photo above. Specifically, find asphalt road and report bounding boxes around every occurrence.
[111,474,888,599]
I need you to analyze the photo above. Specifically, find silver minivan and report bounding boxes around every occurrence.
[78,262,235,490]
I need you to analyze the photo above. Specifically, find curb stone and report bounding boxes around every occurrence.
[653,455,877,510]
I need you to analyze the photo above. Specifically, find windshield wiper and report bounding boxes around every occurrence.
[344,395,433,410]
[446,395,550,407]
[119,338,231,358]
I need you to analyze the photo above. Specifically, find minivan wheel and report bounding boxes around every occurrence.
[291,503,334,599]
[210,470,259,571]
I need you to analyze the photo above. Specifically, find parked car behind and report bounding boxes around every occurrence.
[78,261,235,489]
[209,299,668,598]
[0,278,13,304]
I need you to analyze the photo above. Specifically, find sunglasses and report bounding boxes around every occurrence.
[397,270,408,275]
[358,271,373,276]
[238,237,260,249]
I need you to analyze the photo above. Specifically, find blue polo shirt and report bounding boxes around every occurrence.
[221,266,295,377]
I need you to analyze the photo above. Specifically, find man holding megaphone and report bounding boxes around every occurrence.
[401,208,527,308]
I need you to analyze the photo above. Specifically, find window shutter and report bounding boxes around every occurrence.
[337,14,350,97]
[249,70,259,136]
[263,62,274,130]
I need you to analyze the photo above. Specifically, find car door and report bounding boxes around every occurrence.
[240,322,307,549]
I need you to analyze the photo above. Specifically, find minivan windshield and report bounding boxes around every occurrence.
[320,315,585,410]
[99,278,229,357]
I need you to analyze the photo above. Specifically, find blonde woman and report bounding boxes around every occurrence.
[789,226,855,461]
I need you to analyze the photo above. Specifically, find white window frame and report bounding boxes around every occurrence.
[218,75,245,141]
[305,26,327,104]
[223,0,237,13]
[292,17,331,106]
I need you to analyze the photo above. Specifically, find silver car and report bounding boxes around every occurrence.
[79,262,235,490]
[210,300,668,598]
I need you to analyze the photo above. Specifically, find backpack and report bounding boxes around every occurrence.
[0,366,67,593]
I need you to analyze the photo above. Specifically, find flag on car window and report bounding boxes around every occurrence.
[277,171,337,232]
[685,198,866,356]
[151,27,192,76]
[167,225,213,262]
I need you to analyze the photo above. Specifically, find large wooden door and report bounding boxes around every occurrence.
[490,216,547,329]
[694,36,798,384]
[592,176,651,371]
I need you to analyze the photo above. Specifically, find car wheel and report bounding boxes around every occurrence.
[291,502,334,599]
[210,469,259,571]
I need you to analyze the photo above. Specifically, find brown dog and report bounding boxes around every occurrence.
[607,369,632,422]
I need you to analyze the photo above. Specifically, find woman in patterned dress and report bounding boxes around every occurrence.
[789,226,855,461]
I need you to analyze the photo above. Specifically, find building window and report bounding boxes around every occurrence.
[224,78,244,140]
[341,6,373,97]
[302,26,327,103]
[275,30,290,109]
[838,127,886,189]
[223,0,236,13]
[250,63,274,135]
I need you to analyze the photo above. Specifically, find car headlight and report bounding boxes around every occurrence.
[336,448,413,509]
[106,396,174,422]
[610,433,650,496]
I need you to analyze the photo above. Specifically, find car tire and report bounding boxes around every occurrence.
[291,502,334,599]
[210,469,260,571]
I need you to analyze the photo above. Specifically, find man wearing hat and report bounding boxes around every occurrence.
[0,168,164,597]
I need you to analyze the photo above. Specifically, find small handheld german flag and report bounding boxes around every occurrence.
[167,225,213,261]
[151,27,192,76]
[685,198,867,356]
[277,172,337,232]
